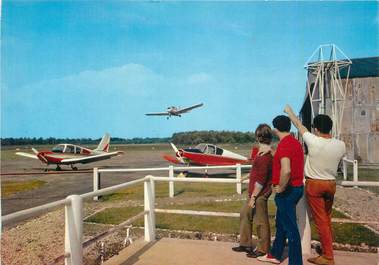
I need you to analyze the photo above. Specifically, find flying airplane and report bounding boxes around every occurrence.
[15,133,123,171]
[162,143,249,166]
[145,103,204,119]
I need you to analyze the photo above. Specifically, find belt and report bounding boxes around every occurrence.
[305,177,336,181]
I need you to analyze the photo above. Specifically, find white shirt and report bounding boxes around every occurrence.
[303,132,346,180]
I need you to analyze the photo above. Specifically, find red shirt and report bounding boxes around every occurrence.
[249,147,273,197]
[272,135,304,187]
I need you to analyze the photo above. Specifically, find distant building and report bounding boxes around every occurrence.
[300,57,379,165]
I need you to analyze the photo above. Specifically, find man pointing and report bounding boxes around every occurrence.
[284,105,346,265]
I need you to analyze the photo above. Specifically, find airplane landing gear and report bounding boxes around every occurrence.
[56,165,62,171]
[71,165,78,171]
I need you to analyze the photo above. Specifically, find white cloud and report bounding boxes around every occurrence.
[2,64,221,137]
[187,72,213,85]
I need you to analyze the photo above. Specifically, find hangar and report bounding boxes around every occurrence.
[300,45,379,165]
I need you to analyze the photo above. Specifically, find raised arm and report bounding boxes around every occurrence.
[284,104,309,136]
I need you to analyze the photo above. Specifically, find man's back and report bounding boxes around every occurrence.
[272,135,304,187]
[303,132,346,180]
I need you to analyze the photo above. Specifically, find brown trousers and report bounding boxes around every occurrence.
[306,179,336,259]
[239,196,271,253]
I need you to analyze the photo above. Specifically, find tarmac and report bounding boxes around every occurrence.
[104,238,379,265]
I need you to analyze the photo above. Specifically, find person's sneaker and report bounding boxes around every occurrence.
[257,253,280,264]
[307,255,334,265]
[231,245,252,253]
[246,249,266,258]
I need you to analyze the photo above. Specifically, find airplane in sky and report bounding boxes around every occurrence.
[145,103,204,119]
[15,133,123,171]
[162,143,249,166]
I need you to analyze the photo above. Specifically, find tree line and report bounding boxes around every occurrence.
[171,131,256,145]
[1,131,259,146]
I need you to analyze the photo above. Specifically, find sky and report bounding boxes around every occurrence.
[1,1,378,138]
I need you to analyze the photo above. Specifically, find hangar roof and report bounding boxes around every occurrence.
[339,56,379,78]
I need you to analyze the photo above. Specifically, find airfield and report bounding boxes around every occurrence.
[1,143,252,215]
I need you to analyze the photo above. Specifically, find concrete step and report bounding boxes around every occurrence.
[104,238,379,265]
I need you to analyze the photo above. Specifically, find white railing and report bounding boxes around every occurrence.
[93,164,252,200]
[2,175,311,265]
[340,157,374,188]
[2,177,146,265]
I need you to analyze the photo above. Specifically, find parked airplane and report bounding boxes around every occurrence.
[145,103,203,119]
[162,143,249,166]
[15,133,123,171]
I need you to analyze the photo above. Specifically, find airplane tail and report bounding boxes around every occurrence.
[95,133,111,152]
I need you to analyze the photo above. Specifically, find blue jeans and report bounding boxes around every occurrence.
[270,185,304,265]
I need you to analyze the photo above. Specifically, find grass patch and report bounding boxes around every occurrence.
[101,182,239,202]
[85,200,378,246]
[1,179,46,197]
[311,222,379,247]
[332,209,349,219]
[86,206,144,225]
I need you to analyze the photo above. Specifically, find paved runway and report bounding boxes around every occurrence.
[1,146,250,215]
[1,148,171,215]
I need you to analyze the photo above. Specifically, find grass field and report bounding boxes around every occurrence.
[86,182,379,247]
[86,200,379,247]
[1,180,47,198]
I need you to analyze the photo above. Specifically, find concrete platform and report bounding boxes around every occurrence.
[104,238,379,265]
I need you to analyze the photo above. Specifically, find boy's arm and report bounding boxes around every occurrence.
[284,104,309,136]
[274,157,291,193]
[248,183,263,208]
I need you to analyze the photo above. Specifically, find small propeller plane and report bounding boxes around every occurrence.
[15,133,123,171]
[145,103,204,119]
[162,143,249,166]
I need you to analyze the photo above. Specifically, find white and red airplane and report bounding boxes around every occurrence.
[15,133,123,171]
[162,143,249,166]
[145,103,203,119]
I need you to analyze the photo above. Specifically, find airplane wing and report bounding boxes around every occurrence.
[176,103,204,114]
[16,152,39,160]
[145,112,170,116]
[60,151,123,164]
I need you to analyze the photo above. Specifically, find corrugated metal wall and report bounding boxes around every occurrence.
[340,77,379,164]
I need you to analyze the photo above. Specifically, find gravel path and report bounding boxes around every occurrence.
[334,186,379,232]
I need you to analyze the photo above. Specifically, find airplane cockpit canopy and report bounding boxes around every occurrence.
[195,144,207,153]
[52,144,65,153]
[194,144,223,155]
[52,144,81,154]
[65,145,75,154]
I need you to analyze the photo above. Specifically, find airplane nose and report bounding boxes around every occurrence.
[176,150,183,157]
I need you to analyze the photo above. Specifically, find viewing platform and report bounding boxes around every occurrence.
[104,238,379,265]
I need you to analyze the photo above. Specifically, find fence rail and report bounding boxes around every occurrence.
[93,164,252,200]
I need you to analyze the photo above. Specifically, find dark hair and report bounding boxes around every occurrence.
[313,114,333,134]
[272,115,291,132]
[255,124,273,144]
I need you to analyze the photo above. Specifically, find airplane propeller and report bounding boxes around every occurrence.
[32,148,48,163]
[170,143,184,163]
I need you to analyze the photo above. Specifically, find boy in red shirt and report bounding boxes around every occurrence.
[232,124,273,258]
[258,115,304,265]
